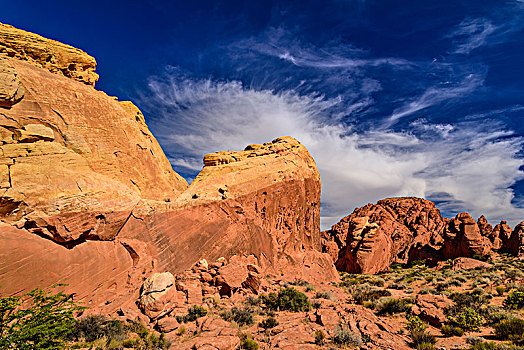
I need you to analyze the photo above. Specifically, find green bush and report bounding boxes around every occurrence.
[448,307,483,332]
[220,306,255,327]
[503,290,524,310]
[258,316,278,330]
[440,324,464,337]
[239,332,259,350]
[494,318,524,343]
[375,298,412,315]
[0,286,83,349]
[331,325,363,347]
[496,286,505,296]
[406,315,427,333]
[313,330,325,345]
[260,288,311,312]
[176,305,208,323]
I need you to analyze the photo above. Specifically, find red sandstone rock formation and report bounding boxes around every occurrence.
[507,221,524,257]
[324,197,524,274]
[441,212,493,259]
[492,220,513,250]
[0,23,336,312]
[323,197,448,273]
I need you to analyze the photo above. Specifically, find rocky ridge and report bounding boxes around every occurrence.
[0,22,335,316]
[323,197,524,274]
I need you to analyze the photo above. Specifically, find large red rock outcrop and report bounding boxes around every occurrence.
[0,23,336,312]
[119,136,337,283]
[491,220,513,250]
[507,221,524,257]
[441,212,492,259]
[323,197,448,273]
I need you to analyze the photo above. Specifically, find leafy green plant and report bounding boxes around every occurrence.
[406,315,427,333]
[220,306,255,327]
[260,288,311,312]
[0,285,83,350]
[448,307,483,331]
[503,290,524,310]
[496,286,505,296]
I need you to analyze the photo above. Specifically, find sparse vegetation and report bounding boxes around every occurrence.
[176,305,208,323]
[258,316,278,330]
[240,332,259,350]
[503,290,524,310]
[374,297,412,315]
[314,330,326,345]
[220,306,255,327]
[260,287,311,312]
[331,325,363,347]
[494,318,524,344]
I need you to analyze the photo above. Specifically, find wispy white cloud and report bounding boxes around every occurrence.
[449,18,497,54]
[231,27,414,72]
[388,73,485,122]
[144,74,524,229]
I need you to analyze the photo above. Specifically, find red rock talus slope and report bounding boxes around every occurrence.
[0,23,335,310]
[324,197,524,274]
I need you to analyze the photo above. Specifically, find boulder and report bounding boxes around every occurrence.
[451,257,491,271]
[412,294,452,327]
[0,58,24,107]
[138,272,179,319]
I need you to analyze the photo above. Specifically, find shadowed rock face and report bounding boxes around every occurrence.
[0,23,336,311]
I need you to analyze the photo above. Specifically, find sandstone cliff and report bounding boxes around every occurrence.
[0,23,335,312]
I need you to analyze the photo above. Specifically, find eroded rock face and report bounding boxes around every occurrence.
[324,197,448,273]
[119,136,337,283]
[492,220,513,250]
[0,59,24,107]
[0,23,98,86]
[507,221,524,257]
[442,212,492,259]
[0,23,336,311]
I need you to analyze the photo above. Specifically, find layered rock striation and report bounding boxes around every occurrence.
[0,23,335,312]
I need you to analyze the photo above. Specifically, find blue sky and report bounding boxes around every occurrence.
[3,0,524,229]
